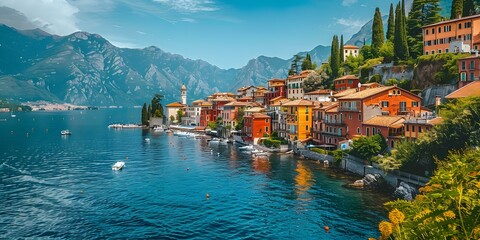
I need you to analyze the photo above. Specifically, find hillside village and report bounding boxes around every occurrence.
[162,12,480,154]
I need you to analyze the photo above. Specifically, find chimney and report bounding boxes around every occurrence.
[435,95,441,107]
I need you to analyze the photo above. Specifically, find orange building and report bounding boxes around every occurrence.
[362,116,405,149]
[333,75,360,91]
[243,113,271,144]
[404,117,443,142]
[422,14,480,55]
[264,79,286,105]
[457,54,480,88]
[337,86,422,139]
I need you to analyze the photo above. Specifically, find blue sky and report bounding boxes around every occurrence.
[0,0,399,69]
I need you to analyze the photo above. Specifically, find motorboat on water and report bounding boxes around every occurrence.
[239,145,255,150]
[61,130,71,135]
[112,161,125,171]
[153,126,164,132]
[144,138,151,142]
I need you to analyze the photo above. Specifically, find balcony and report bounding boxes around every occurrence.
[339,107,360,112]
[324,120,345,126]
[321,131,346,137]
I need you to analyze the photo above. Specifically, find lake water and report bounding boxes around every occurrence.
[0,109,389,239]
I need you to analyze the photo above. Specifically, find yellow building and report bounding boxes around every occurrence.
[282,99,314,142]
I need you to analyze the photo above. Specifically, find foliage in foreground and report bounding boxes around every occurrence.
[373,149,480,240]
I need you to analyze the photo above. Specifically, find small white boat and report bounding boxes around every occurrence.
[60,130,71,135]
[251,149,263,154]
[112,161,125,171]
[153,126,164,132]
[239,145,255,150]
[144,138,150,142]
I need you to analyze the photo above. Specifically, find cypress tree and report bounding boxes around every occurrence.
[340,35,345,63]
[394,3,404,61]
[301,53,313,70]
[463,0,475,17]
[386,3,395,42]
[451,0,463,19]
[401,0,409,59]
[330,35,340,79]
[372,7,385,51]
[407,0,440,58]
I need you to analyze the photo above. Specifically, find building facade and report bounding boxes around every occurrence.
[333,75,360,91]
[422,14,480,55]
[458,54,480,88]
[243,113,271,144]
[343,45,359,60]
[286,70,314,100]
[283,99,314,142]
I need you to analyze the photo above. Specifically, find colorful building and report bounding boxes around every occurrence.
[199,101,213,127]
[337,86,422,139]
[282,99,314,142]
[333,75,360,91]
[457,54,480,88]
[286,70,314,100]
[243,113,271,144]
[422,14,480,55]
[264,79,286,105]
[343,45,360,61]
[404,117,443,142]
[362,116,405,149]
[304,89,334,102]
[165,102,186,124]
[221,101,250,129]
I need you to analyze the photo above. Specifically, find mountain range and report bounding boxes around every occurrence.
[0,23,330,106]
[0,0,452,106]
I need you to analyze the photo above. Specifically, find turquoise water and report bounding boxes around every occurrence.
[0,109,388,239]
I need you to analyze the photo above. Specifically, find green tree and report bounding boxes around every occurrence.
[340,35,345,63]
[451,0,463,19]
[207,121,217,130]
[141,102,148,126]
[350,134,383,162]
[302,71,323,92]
[379,149,480,239]
[235,108,245,131]
[463,0,476,17]
[176,109,183,122]
[386,3,395,42]
[330,35,340,79]
[150,94,164,118]
[344,54,365,75]
[394,2,409,61]
[407,0,441,59]
[372,7,385,52]
[301,53,314,70]
[289,54,303,75]
[379,41,394,63]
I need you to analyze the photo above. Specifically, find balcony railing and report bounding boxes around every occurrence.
[338,107,360,112]
[323,120,345,126]
[321,131,346,137]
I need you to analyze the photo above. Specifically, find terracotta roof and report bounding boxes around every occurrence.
[332,88,358,98]
[428,117,443,125]
[334,75,359,81]
[314,101,337,110]
[268,78,285,82]
[326,106,339,113]
[423,13,480,28]
[287,70,314,79]
[344,45,359,49]
[251,113,270,119]
[445,81,480,99]
[363,116,405,127]
[181,84,187,90]
[224,101,249,107]
[270,98,291,106]
[282,99,314,106]
[245,107,266,113]
[337,86,397,100]
[166,102,186,107]
[305,89,334,95]
[200,102,212,106]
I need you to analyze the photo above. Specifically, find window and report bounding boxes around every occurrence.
[461,72,467,81]
[266,127,269,132]
[459,23,462,29]
[406,125,409,131]
[400,102,407,112]
[382,101,389,107]
[438,49,442,53]
[425,51,429,55]
[438,27,441,33]
[266,119,269,123]
[446,48,449,53]
[431,50,435,55]
[306,115,309,121]
[357,127,360,134]
[465,22,471,28]
[425,29,429,35]
[418,126,422,133]
[471,72,475,81]
[462,61,466,70]
[358,114,362,121]
[432,28,435,33]
[470,61,475,70]
[366,127,370,136]
[412,101,419,107]
[412,126,415,132]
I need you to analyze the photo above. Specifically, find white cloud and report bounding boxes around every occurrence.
[181,17,196,23]
[0,0,79,35]
[153,0,218,13]
[136,30,146,35]
[335,18,368,34]
[342,0,357,6]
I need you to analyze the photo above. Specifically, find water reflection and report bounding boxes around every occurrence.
[252,156,271,174]
[294,161,314,198]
